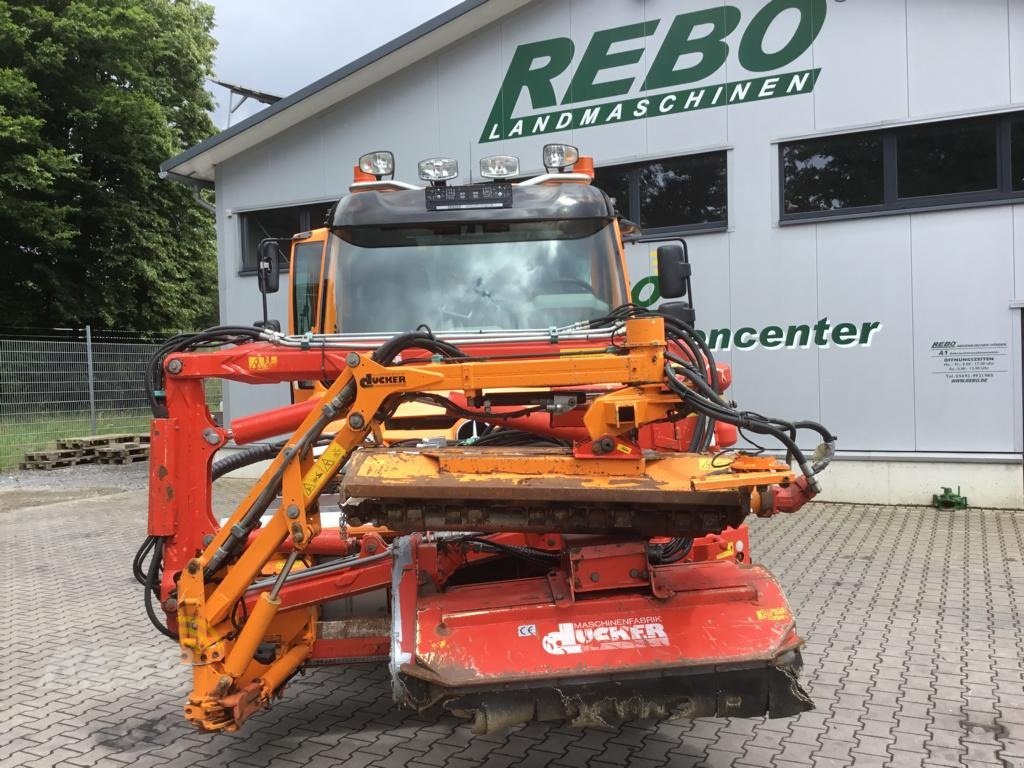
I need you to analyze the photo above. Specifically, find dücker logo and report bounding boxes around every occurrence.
[359,373,407,387]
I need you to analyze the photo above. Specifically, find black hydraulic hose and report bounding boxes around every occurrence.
[144,537,179,640]
[133,535,157,586]
[211,443,281,481]
[663,364,809,466]
[147,326,266,418]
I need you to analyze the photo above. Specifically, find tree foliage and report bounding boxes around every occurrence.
[0,0,219,330]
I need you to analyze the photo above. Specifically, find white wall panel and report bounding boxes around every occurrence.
[638,0,730,161]
[1011,0,1024,103]
[217,143,274,211]
[906,0,1011,116]
[816,217,916,451]
[910,207,1016,451]
[811,0,909,130]
[436,28,504,180]
[561,0,648,164]
[318,89,384,195]
[483,0,575,173]
[726,225,820,429]
[686,232,734,377]
[725,0,816,230]
[1015,204,1024,299]
[262,117,328,204]
[370,66,444,184]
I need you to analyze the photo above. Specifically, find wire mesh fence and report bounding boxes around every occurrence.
[0,327,223,470]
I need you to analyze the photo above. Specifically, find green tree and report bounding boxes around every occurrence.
[0,0,218,331]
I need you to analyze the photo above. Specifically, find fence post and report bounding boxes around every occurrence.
[85,325,97,436]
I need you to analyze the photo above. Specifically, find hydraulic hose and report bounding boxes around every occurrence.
[211,443,280,481]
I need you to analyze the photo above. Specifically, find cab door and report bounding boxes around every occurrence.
[288,228,330,401]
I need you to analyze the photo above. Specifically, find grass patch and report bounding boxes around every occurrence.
[0,411,152,470]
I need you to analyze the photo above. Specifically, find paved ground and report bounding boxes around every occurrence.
[1,470,1022,768]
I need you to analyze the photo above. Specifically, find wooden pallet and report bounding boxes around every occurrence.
[19,456,95,470]
[94,453,149,466]
[20,433,151,470]
[22,447,96,463]
[58,433,149,450]
[94,442,150,464]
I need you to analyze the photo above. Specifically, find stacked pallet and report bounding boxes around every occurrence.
[20,434,150,470]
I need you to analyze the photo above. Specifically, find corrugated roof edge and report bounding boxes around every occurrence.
[161,0,492,176]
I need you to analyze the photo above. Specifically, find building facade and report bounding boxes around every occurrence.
[164,0,1024,506]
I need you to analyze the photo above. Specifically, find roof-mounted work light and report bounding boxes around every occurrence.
[542,143,579,173]
[479,155,520,180]
[417,157,459,185]
[358,150,395,180]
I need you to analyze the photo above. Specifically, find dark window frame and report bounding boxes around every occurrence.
[238,201,334,275]
[595,150,729,236]
[779,111,1024,225]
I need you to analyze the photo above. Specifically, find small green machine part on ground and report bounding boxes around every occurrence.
[933,486,968,510]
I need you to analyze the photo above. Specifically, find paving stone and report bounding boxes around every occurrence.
[3,497,1023,768]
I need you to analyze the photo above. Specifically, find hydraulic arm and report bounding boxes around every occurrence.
[143,310,834,733]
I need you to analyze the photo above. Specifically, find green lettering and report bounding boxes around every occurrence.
[832,323,858,346]
[481,38,575,142]
[566,21,658,104]
[734,327,757,349]
[859,321,882,345]
[643,7,741,90]
[785,324,810,347]
[738,0,826,72]
[709,327,731,351]
[813,317,831,346]
[631,275,660,307]
[760,325,784,348]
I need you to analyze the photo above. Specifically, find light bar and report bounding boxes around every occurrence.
[542,143,579,173]
[358,150,395,179]
[479,154,520,179]
[417,157,459,182]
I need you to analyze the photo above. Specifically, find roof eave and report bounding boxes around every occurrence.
[162,0,531,184]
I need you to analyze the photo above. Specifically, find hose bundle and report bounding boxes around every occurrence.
[584,305,836,491]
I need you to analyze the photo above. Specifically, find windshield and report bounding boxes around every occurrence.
[329,219,625,333]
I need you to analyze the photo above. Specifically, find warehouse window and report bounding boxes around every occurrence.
[1012,116,1024,191]
[781,111,1024,222]
[896,118,998,199]
[239,202,333,272]
[782,133,884,213]
[594,151,727,233]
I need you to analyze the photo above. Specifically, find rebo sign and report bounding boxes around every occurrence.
[481,0,827,143]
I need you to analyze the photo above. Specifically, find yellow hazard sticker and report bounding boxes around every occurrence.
[248,355,278,371]
[756,607,790,621]
[715,542,735,559]
[302,443,346,495]
[697,457,713,471]
[615,443,634,455]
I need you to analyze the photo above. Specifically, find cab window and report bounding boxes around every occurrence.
[291,241,324,334]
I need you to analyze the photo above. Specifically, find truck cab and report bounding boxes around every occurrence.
[259,145,723,450]
[283,148,628,332]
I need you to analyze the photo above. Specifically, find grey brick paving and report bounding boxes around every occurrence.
[1,487,1022,767]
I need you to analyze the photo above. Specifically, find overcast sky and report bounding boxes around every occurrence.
[205,0,462,129]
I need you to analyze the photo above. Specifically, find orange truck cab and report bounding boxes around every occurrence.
[254,145,734,452]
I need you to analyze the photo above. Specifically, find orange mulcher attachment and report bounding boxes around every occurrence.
[143,310,834,732]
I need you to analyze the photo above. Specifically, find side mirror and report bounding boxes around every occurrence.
[660,300,696,327]
[257,239,281,295]
[656,242,690,300]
